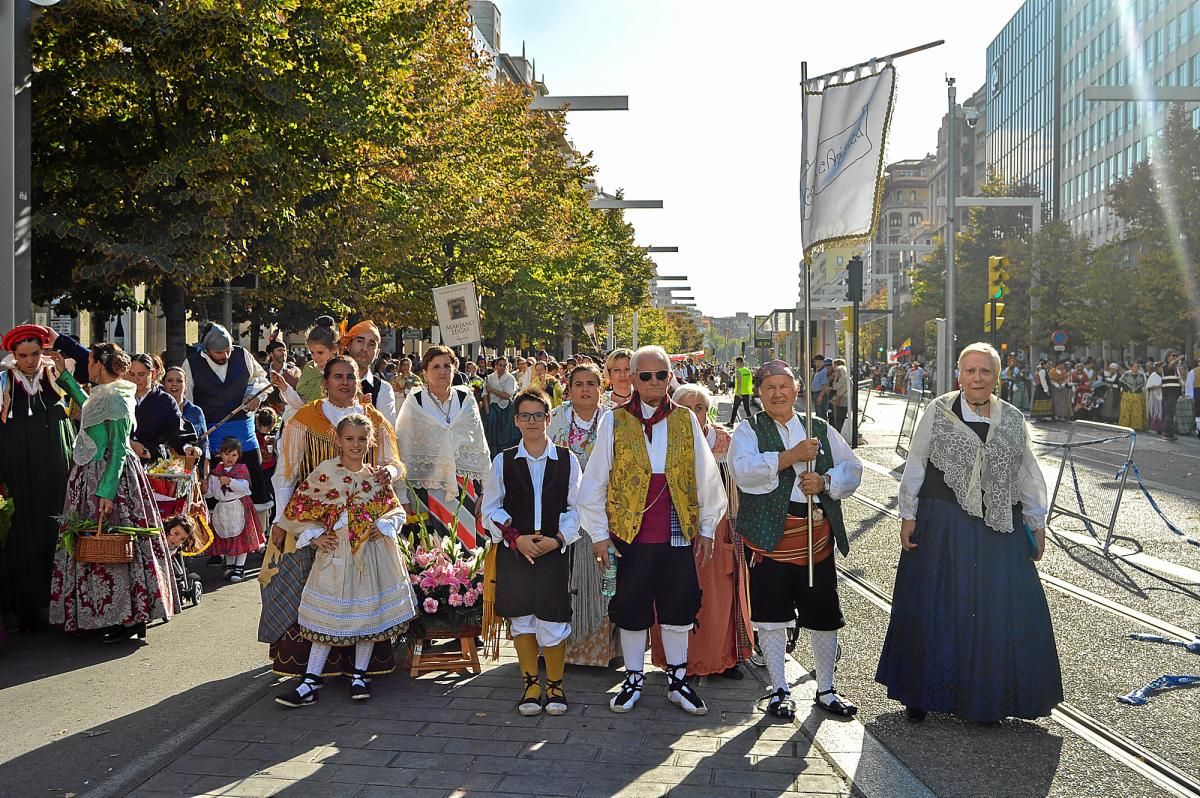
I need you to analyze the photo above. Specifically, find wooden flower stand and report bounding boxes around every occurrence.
[407,625,482,678]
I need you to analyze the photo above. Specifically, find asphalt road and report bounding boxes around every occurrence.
[0,556,275,798]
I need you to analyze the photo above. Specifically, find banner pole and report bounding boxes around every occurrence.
[800,62,815,589]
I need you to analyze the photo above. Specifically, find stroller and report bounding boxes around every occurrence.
[148,458,211,607]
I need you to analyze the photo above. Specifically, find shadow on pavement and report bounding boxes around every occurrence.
[114,654,852,798]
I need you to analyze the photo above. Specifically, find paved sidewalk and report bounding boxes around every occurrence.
[124,640,852,798]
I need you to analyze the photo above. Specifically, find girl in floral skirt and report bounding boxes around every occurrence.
[274,413,416,707]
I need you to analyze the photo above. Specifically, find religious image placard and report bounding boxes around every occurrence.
[432,281,482,347]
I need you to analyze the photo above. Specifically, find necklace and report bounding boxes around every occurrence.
[428,390,453,423]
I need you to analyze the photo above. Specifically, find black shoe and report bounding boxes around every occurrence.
[100,622,146,644]
[229,565,245,583]
[765,688,796,721]
[720,665,745,680]
[276,673,323,707]
[609,671,644,713]
[544,679,567,716]
[666,663,707,716]
[814,688,858,717]
[349,669,371,701]
[905,707,927,723]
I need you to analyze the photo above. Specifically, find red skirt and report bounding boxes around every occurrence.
[208,496,265,556]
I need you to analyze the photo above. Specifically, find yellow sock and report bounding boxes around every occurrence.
[543,641,566,687]
[513,634,541,699]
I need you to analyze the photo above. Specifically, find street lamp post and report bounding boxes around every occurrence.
[942,77,958,396]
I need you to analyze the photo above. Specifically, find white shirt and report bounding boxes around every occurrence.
[295,509,405,550]
[482,440,582,550]
[409,386,469,427]
[182,348,268,404]
[730,414,863,505]
[360,371,398,429]
[485,371,518,409]
[577,402,727,543]
[898,397,1049,530]
[908,367,925,392]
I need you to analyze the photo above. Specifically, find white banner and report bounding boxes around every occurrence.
[800,64,896,260]
[431,281,481,347]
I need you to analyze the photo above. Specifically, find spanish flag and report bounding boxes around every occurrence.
[897,338,912,358]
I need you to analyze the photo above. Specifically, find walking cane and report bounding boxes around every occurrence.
[803,259,814,589]
[198,383,274,445]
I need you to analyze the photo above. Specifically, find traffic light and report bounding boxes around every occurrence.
[846,256,863,302]
[841,306,856,334]
[987,256,1009,300]
[984,301,1006,332]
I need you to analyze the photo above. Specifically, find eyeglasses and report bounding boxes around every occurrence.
[516,411,548,422]
[637,370,670,382]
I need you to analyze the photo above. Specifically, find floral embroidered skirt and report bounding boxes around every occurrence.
[49,455,178,631]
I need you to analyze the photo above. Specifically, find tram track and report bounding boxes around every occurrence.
[841,492,1200,798]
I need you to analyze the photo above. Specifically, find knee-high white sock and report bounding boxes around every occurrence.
[235,552,248,566]
[225,554,235,565]
[810,629,839,694]
[306,642,332,676]
[660,625,690,674]
[619,628,647,673]
[758,627,790,693]
[354,641,374,671]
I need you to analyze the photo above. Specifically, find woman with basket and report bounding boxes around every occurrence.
[46,344,178,644]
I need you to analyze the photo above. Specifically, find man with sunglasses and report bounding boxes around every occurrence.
[578,346,727,716]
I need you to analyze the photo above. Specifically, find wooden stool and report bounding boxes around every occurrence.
[409,631,481,677]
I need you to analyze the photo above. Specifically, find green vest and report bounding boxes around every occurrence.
[735,366,754,395]
[735,411,849,556]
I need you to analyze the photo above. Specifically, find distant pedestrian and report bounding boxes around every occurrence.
[1146,362,1165,433]
[1161,351,1185,442]
[1187,360,1200,438]
[1118,362,1147,431]
[729,356,755,423]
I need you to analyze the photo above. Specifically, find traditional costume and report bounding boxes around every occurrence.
[295,361,325,404]
[577,391,727,715]
[133,385,196,461]
[483,370,519,456]
[183,323,271,503]
[1119,369,1148,431]
[1049,365,1073,420]
[344,321,398,428]
[1146,370,1165,433]
[0,325,75,629]
[876,391,1063,722]
[652,422,753,677]
[260,399,401,676]
[1161,358,1185,440]
[394,384,490,507]
[730,361,863,719]
[482,440,582,715]
[273,456,416,706]
[1030,365,1053,420]
[49,372,178,633]
[206,462,265,576]
[547,401,620,667]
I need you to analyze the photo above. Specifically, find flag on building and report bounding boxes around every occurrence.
[800,62,897,261]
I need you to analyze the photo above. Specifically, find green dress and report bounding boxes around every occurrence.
[0,368,75,621]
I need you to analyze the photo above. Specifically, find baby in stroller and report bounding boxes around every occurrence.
[164,514,206,606]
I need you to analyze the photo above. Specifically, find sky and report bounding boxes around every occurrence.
[493,0,1026,317]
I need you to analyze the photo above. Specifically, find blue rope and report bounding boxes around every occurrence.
[1113,458,1200,548]
[1068,456,1101,541]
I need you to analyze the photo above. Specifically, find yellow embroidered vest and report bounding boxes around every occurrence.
[605,408,699,543]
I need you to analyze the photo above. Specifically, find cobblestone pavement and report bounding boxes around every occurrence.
[124,640,858,798]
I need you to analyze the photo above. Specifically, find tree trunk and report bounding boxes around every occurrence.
[492,321,507,355]
[161,278,188,366]
[91,312,108,343]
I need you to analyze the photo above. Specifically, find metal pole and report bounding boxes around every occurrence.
[990,297,998,352]
[803,259,815,588]
[631,310,639,349]
[851,296,860,448]
[607,314,615,350]
[13,0,31,328]
[1,3,16,333]
[943,77,957,394]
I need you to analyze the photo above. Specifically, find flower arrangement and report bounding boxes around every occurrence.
[399,522,486,638]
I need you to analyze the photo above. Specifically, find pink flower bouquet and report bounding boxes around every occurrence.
[399,522,485,637]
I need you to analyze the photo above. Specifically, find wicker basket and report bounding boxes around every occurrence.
[75,518,134,565]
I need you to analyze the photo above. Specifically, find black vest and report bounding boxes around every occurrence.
[501,445,570,535]
[361,373,383,406]
[186,346,250,421]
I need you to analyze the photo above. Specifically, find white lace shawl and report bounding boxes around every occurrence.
[395,387,490,491]
[924,392,1026,533]
[73,380,137,466]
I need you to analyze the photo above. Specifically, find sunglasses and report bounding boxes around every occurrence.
[516,411,549,422]
[636,370,670,382]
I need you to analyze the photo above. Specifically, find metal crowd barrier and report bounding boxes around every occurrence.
[1045,420,1136,553]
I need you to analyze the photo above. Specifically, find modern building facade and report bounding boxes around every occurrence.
[985,0,1062,217]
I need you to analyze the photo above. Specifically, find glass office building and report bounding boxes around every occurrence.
[986,0,1200,244]
[985,0,1063,218]
[1060,0,1200,243]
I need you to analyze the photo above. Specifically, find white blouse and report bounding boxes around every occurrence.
[729,414,863,505]
[485,372,518,409]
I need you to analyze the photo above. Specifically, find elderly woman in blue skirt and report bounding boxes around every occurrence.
[875,342,1062,724]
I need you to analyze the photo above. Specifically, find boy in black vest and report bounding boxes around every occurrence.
[482,388,583,716]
